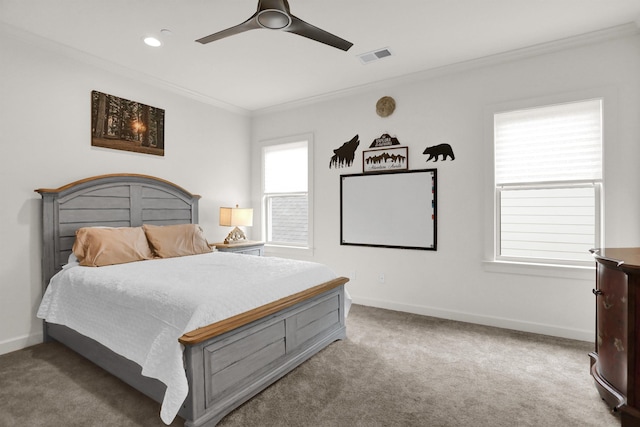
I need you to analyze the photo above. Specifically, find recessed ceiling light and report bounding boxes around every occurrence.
[143,36,162,47]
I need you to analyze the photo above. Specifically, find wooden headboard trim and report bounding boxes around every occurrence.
[35,173,199,198]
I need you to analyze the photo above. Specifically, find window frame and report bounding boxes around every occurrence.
[259,133,314,256]
[484,89,612,276]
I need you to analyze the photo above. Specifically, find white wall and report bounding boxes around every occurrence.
[2,24,638,356]
[0,27,252,355]
[251,28,640,341]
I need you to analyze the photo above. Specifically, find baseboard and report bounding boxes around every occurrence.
[1,301,592,355]
[0,332,43,356]
[351,296,593,342]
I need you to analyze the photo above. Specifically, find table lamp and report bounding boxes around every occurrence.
[219,205,253,244]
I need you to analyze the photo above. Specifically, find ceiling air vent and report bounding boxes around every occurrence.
[357,48,392,64]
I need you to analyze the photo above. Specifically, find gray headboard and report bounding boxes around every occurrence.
[36,174,201,292]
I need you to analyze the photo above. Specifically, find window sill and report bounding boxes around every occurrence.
[482,260,594,281]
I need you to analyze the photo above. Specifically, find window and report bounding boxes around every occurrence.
[262,137,312,249]
[494,99,602,266]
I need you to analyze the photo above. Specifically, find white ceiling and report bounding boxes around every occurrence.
[2,0,640,112]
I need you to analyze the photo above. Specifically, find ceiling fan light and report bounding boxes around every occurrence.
[257,10,291,29]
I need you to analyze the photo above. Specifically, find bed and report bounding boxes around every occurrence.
[35,173,349,427]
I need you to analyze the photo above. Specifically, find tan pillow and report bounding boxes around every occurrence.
[142,224,212,258]
[73,227,154,267]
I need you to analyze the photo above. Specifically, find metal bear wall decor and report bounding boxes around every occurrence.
[330,134,360,168]
[423,143,455,162]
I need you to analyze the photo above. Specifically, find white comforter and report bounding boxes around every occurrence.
[37,252,346,424]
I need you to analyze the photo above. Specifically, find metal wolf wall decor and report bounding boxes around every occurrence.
[329,134,360,168]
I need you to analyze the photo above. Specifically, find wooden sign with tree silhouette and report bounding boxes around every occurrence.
[363,146,408,173]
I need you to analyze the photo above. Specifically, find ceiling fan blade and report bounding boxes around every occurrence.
[196,15,261,44]
[285,15,353,51]
[196,0,353,51]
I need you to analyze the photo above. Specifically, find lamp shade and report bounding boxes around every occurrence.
[219,206,253,227]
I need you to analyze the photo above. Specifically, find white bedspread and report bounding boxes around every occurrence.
[37,252,348,424]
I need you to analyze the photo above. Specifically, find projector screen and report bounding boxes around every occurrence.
[340,169,437,250]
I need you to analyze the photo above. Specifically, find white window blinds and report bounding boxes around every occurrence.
[264,142,307,193]
[494,98,603,265]
[499,186,597,262]
[495,99,602,185]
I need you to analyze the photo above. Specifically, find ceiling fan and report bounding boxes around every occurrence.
[196,0,353,51]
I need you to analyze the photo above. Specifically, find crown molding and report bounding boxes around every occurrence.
[252,22,640,117]
[2,19,637,118]
[0,21,251,117]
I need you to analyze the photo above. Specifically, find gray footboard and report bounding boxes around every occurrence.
[181,285,346,427]
[47,284,346,427]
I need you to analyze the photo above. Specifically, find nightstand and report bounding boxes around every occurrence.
[213,241,264,256]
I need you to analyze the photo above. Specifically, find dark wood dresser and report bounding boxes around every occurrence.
[590,247,640,426]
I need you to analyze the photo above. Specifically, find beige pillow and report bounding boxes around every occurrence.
[142,223,212,258]
[73,227,154,267]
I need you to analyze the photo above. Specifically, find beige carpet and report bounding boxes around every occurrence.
[0,305,618,426]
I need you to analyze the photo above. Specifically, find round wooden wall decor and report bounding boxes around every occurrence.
[376,96,396,117]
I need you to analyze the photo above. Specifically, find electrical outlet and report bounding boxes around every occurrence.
[350,270,357,281]
[378,273,385,283]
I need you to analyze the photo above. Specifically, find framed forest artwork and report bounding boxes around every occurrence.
[91,91,165,156]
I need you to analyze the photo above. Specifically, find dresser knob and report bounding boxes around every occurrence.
[592,289,603,296]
